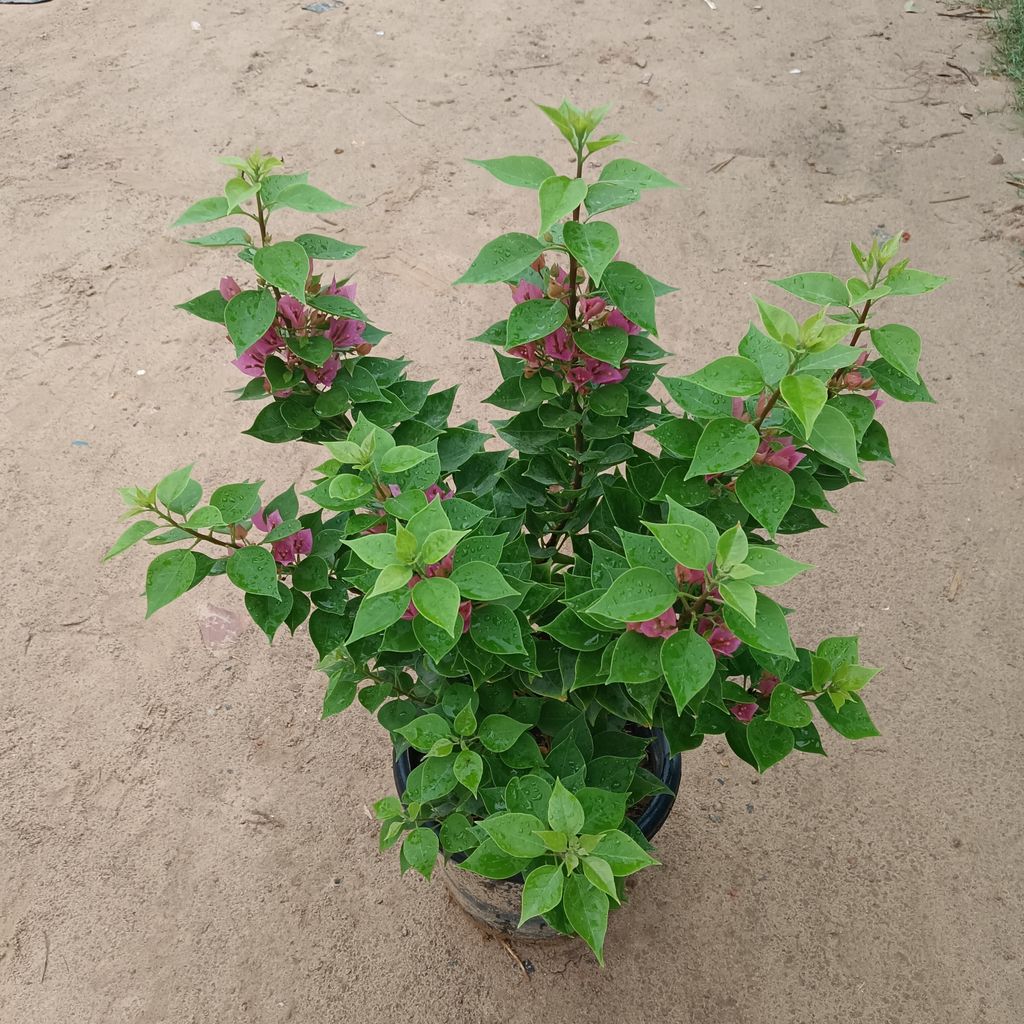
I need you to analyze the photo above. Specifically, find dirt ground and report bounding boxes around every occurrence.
[2,0,1023,1021]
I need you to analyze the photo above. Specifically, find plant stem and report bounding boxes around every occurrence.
[565,148,584,322]
[543,148,588,552]
[151,507,242,551]
[255,192,271,247]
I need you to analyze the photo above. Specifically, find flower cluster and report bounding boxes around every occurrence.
[506,258,633,391]
[627,561,742,652]
[252,506,313,565]
[221,276,373,392]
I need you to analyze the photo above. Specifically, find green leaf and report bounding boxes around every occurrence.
[379,446,432,475]
[742,546,811,585]
[225,289,277,355]
[398,713,451,752]
[478,714,530,753]
[780,374,827,436]
[666,500,721,548]
[253,241,310,297]
[159,470,200,513]
[411,614,457,662]
[449,561,518,600]
[224,176,259,210]
[453,749,483,795]
[588,383,627,417]
[401,827,439,881]
[602,261,657,335]
[175,290,228,324]
[185,227,250,248]
[735,465,795,538]
[815,694,880,738]
[582,856,620,903]
[723,594,796,659]
[329,475,373,503]
[471,605,526,655]
[808,405,861,472]
[440,812,480,854]
[467,155,556,189]
[455,233,545,285]
[458,838,531,880]
[586,132,625,154]
[412,577,461,636]
[592,829,658,875]
[576,788,628,833]
[209,482,262,525]
[771,273,849,306]
[104,520,159,561]
[865,359,934,403]
[563,874,609,965]
[716,523,749,568]
[586,567,678,622]
[144,549,197,617]
[289,553,329,592]
[754,298,799,347]
[373,796,403,821]
[294,233,364,260]
[747,716,795,771]
[306,292,367,322]
[225,546,280,598]
[274,182,351,213]
[599,158,678,190]
[574,325,627,366]
[407,499,451,545]
[768,682,813,728]
[547,778,585,835]
[404,752,459,803]
[687,356,764,397]
[751,322,812,371]
[584,181,640,216]
[348,588,410,643]
[883,267,947,296]
[645,523,711,570]
[321,674,357,718]
[542,609,612,653]
[719,580,757,625]
[368,564,412,598]
[245,582,293,641]
[608,630,663,684]
[173,196,229,227]
[480,812,546,858]
[186,506,225,529]
[322,440,364,464]
[419,528,467,565]
[562,220,619,286]
[538,175,588,233]
[686,417,761,479]
[506,775,553,819]
[870,323,921,380]
[506,299,568,346]
[343,533,398,570]
[661,629,716,713]
[519,865,565,926]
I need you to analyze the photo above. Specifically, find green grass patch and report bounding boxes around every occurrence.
[989,0,1024,110]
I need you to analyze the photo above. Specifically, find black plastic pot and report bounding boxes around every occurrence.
[392,729,682,938]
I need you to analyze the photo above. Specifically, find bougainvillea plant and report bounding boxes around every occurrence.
[107,103,945,963]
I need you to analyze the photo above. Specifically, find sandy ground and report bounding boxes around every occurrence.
[2,0,1023,1021]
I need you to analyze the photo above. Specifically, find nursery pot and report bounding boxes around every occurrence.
[392,730,682,939]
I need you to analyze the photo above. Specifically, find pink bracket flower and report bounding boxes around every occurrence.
[626,609,678,639]
[730,702,758,724]
[697,617,742,657]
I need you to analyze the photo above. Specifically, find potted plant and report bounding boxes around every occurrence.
[107,102,945,964]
